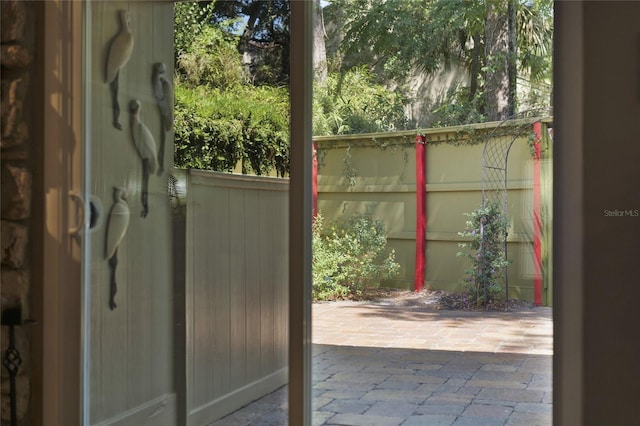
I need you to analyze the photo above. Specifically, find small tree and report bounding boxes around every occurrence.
[457,202,509,307]
[173,5,290,176]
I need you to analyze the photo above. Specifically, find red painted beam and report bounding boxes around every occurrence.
[415,135,426,292]
[312,142,318,218]
[532,122,543,306]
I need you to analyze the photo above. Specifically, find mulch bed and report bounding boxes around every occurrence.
[341,287,538,312]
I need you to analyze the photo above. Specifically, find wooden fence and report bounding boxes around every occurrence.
[178,170,289,425]
[314,118,553,304]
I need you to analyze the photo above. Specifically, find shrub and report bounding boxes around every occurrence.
[173,7,290,176]
[312,215,351,301]
[177,25,247,90]
[430,84,487,127]
[457,202,509,307]
[312,211,400,300]
[174,84,290,176]
[313,67,412,136]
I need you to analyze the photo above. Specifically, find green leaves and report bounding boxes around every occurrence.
[177,26,246,90]
[430,84,488,127]
[174,83,290,176]
[312,212,400,301]
[457,202,510,307]
[174,6,290,176]
[174,2,216,59]
[324,0,553,125]
[332,0,480,80]
[313,67,411,136]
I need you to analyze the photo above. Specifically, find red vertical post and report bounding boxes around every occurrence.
[312,142,318,218]
[532,122,543,306]
[415,135,426,292]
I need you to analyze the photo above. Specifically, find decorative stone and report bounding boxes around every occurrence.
[0,269,29,319]
[0,221,28,269]
[0,44,31,68]
[1,163,31,220]
[0,120,28,150]
[1,76,29,139]
[1,1,32,422]
[1,375,30,421]
[0,0,26,43]
[0,151,28,161]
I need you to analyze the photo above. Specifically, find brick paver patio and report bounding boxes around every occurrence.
[212,301,553,425]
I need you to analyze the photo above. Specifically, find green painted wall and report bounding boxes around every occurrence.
[315,119,553,304]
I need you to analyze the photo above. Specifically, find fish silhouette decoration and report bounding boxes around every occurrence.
[105,10,134,130]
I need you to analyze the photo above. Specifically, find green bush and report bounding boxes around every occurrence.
[430,84,487,127]
[177,25,247,90]
[312,211,400,300]
[174,2,216,60]
[457,202,509,307]
[173,7,290,176]
[174,83,290,176]
[313,67,412,136]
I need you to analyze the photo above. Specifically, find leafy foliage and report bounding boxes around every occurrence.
[312,212,400,301]
[457,202,510,307]
[208,0,290,40]
[329,1,431,80]
[174,2,217,60]
[177,25,247,90]
[312,215,351,301]
[197,0,291,85]
[313,67,412,136]
[430,84,488,127]
[325,0,553,125]
[174,84,289,176]
[173,3,290,176]
[334,0,553,83]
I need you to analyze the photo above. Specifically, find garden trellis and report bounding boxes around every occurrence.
[481,111,551,303]
[313,116,552,305]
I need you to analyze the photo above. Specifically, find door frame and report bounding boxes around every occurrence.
[288,2,314,425]
[31,1,594,425]
[32,1,86,424]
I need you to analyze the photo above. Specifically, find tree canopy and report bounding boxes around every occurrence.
[173,1,290,176]
[173,0,553,175]
[324,0,553,124]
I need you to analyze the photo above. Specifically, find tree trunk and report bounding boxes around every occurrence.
[313,0,328,83]
[507,0,517,117]
[239,2,260,55]
[484,0,510,121]
[468,33,481,102]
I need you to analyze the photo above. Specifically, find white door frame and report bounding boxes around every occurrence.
[33,1,595,425]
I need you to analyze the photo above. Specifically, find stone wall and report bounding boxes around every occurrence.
[1,0,34,424]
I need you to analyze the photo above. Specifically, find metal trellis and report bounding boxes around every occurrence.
[481,110,550,305]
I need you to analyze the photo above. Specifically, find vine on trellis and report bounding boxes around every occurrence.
[457,201,510,307]
[314,120,542,186]
[316,135,413,188]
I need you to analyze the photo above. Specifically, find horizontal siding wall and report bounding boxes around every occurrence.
[316,137,416,288]
[315,120,552,302]
[183,170,289,425]
[424,138,537,300]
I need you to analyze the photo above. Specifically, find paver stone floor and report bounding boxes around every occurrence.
[212,301,553,425]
